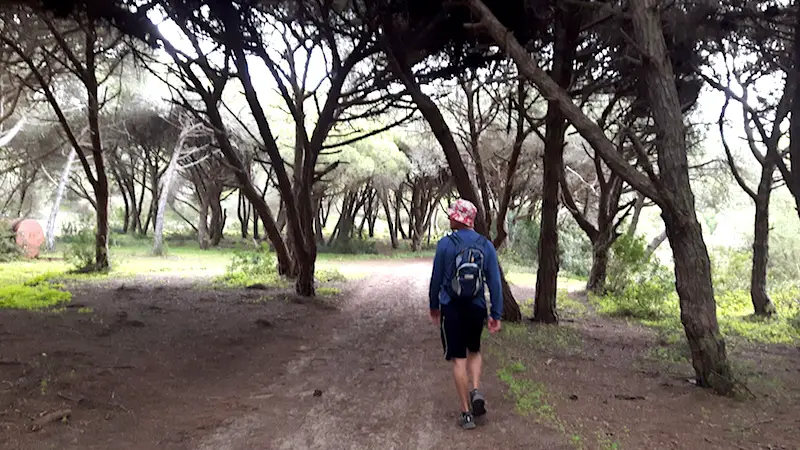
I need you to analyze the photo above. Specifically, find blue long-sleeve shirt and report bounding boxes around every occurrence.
[428,229,504,320]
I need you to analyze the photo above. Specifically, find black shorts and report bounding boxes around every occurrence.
[439,303,487,360]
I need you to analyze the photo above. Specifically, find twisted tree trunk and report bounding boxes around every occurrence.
[533,3,579,324]
[46,148,76,252]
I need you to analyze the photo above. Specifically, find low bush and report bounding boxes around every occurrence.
[64,228,97,272]
[595,233,675,320]
[217,244,280,287]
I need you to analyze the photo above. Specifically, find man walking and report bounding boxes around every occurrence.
[429,198,503,430]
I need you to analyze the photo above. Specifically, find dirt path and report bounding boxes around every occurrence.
[7,260,797,449]
[194,260,565,450]
[1,260,565,450]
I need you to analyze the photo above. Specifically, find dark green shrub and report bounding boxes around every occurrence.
[218,243,280,287]
[64,228,96,272]
[597,233,675,320]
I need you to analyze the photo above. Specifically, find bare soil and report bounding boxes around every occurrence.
[1,260,798,449]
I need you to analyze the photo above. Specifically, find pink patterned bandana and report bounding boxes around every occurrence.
[447,199,477,228]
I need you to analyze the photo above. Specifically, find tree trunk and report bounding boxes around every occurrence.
[211,206,223,247]
[86,67,110,271]
[95,180,110,271]
[314,198,325,244]
[295,249,316,296]
[646,231,668,256]
[253,211,260,241]
[533,5,578,324]
[664,211,732,392]
[790,1,800,219]
[629,0,732,393]
[143,172,158,236]
[293,182,318,296]
[499,264,522,322]
[586,240,610,294]
[153,144,182,256]
[395,190,407,240]
[119,182,130,234]
[46,148,76,252]
[627,193,646,237]
[134,171,146,235]
[493,82,527,250]
[238,191,250,239]
[198,198,210,250]
[751,171,776,316]
[382,192,399,249]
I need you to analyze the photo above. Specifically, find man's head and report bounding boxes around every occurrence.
[447,199,478,230]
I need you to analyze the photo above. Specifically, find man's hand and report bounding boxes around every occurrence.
[429,309,441,325]
[488,318,502,334]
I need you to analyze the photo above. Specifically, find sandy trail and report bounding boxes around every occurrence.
[194,260,564,450]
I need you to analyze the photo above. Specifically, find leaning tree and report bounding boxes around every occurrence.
[463,0,734,393]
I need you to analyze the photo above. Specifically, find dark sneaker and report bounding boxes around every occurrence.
[470,389,486,416]
[460,411,477,430]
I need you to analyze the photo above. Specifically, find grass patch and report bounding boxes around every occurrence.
[716,288,800,345]
[497,322,584,355]
[644,341,691,365]
[596,287,800,347]
[0,273,72,310]
[497,361,556,419]
[505,270,586,292]
[559,290,588,318]
[317,287,341,296]
[315,268,347,283]
[517,290,588,319]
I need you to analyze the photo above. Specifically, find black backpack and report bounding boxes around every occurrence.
[445,233,486,302]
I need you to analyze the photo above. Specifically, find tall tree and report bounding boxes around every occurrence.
[2,9,129,271]
[532,3,581,324]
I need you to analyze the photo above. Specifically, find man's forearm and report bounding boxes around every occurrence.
[430,291,440,310]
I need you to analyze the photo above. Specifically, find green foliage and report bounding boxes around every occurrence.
[558,216,593,278]
[710,247,751,293]
[766,193,800,286]
[708,244,800,344]
[598,233,675,320]
[504,216,592,278]
[715,288,800,344]
[559,290,588,318]
[504,218,540,265]
[0,273,71,310]
[217,244,280,288]
[0,219,21,262]
[327,135,411,190]
[64,228,97,272]
[0,233,21,262]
